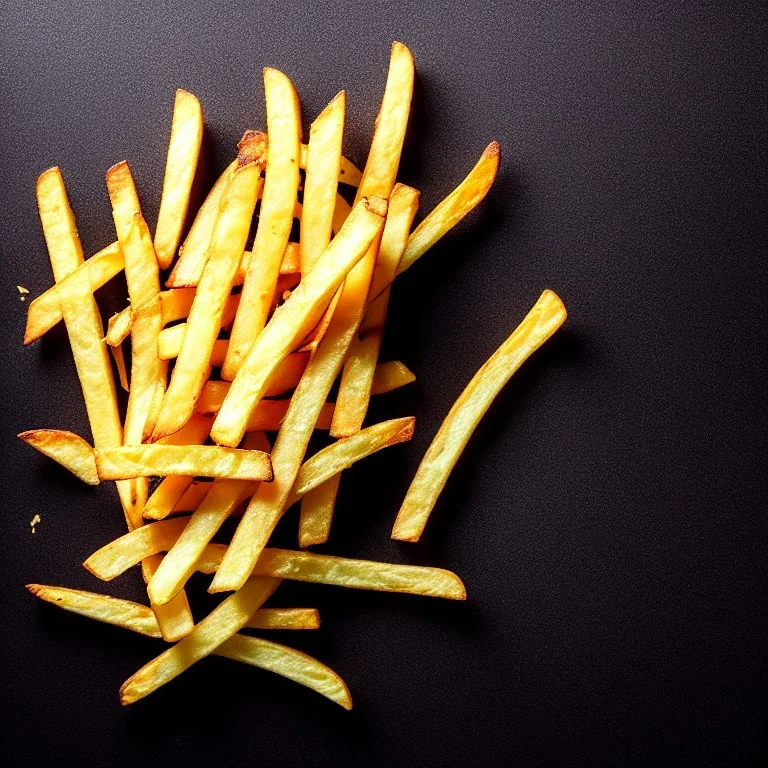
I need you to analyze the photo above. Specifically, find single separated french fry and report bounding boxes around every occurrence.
[95,445,273,482]
[211,196,387,447]
[223,69,302,380]
[27,585,320,634]
[17,429,99,485]
[120,577,281,704]
[35,169,135,523]
[84,522,465,601]
[147,433,269,605]
[392,290,567,541]
[24,243,124,345]
[28,585,344,707]
[300,91,346,274]
[151,132,267,440]
[154,90,204,270]
[333,183,419,437]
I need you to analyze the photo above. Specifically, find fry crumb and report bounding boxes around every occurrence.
[17,285,29,294]
[30,514,41,534]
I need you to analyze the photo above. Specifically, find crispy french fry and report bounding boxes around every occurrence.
[27,584,319,634]
[95,445,272,482]
[17,429,99,485]
[84,522,465,601]
[110,342,130,392]
[120,577,281,704]
[333,184,419,436]
[154,90,204,270]
[105,308,133,347]
[392,290,567,541]
[299,474,341,548]
[147,432,269,604]
[151,133,267,440]
[223,69,302,380]
[300,91,346,274]
[370,360,416,394]
[35,169,135,523]
[395,141,500,278]
[245,400,335,433]
[24,243,124,345]
[300,142,361,187]
[208,44,414,591]
[173,481,212,512]
[158,327,229,367]
[287,416,414,508]
[211,196,386,447]
[141,553,195,642]
[165,159,239,288]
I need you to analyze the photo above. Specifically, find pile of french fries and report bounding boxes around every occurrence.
[20,42,567,709]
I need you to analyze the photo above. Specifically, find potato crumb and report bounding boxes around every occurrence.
[30,514,41,534]
[17,285,29,294]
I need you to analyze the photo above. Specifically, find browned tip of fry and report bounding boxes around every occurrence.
[237,130,269,167]
[391,40,413,60]
[364,195,388,218]
[394,416,416,443]
[106,160,130,180]
[36,167,61,189]
[483,141,501,158]
[119,682,134,706]
[26,583,43,596]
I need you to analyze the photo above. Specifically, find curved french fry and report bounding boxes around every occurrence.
[17,429,99,485]
[392,290,567,542]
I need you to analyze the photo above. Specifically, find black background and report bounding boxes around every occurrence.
[1,2,766,766]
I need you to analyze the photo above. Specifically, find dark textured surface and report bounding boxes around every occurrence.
[1,2,766,766]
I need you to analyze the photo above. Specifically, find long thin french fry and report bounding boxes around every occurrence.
[154,90,204,270]
[95,445,273,482]
[298,475,341,548]
[84,524,466,601]
[141,553,195,642]
[223,69,302,380]
[392,290,567,541]
[120,577,281,703]
[24,243,124,345]
[173,481,212,512]
[35,168,135,524]
[151,133,266,440]
[211,196,386,447]
[332,183,419,436]
[300,91,345,274]
[209,43,414,592]
[17,429,99,485]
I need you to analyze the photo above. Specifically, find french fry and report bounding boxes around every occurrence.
[211,196,387,447]
[105,308,133,347]
[154,90,204,270]
[300,91,346,274]
[287,416,414,508]
[173,481,212,512]
[165,159,239,288]
[35,169,134,523]
[27,584,319,634]
[147,432,269,605]
[333,184,419,436]
[84,523,466,601]
[17,429,99,485]
[95,445,273,482]
[208,44,414,591]
[110,342,130,392]
[392,290,567,541]
[141,553,195,642]
[370,360,416,394]
[106,161,164,448]
[298,475,340,548]
[395,141,500,278]
[223,70,302,379]
[151,133,267,440]
[245,400,335,433]
[120,577,281,704]
[300,142,361,187]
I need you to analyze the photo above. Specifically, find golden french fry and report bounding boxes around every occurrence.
[147,432,269,605]
[141,553,195,642]
[298,474,341,548]
[245,400,334,433]
[110,342,130,392]
[172,480,212,512]
[17,429,99,485]
[300,142,361,187]
[392,290,567,541]
[287,416,414,507]
[223,69,302,380]
[28,584,319,634]
[370,360,415,394]
[105,308,133,347]
[35,168,135,524]
[151,133,267,440]
[159,287,197,324]
[24,243,124,345]
[166,159,239,288]
[395,141,500,278]
[154,90,204,270]
[120,577,281,704]
[300,91,346,274]
[95,445,273,482]
[211,196,386,447]
[333,184,419,436]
